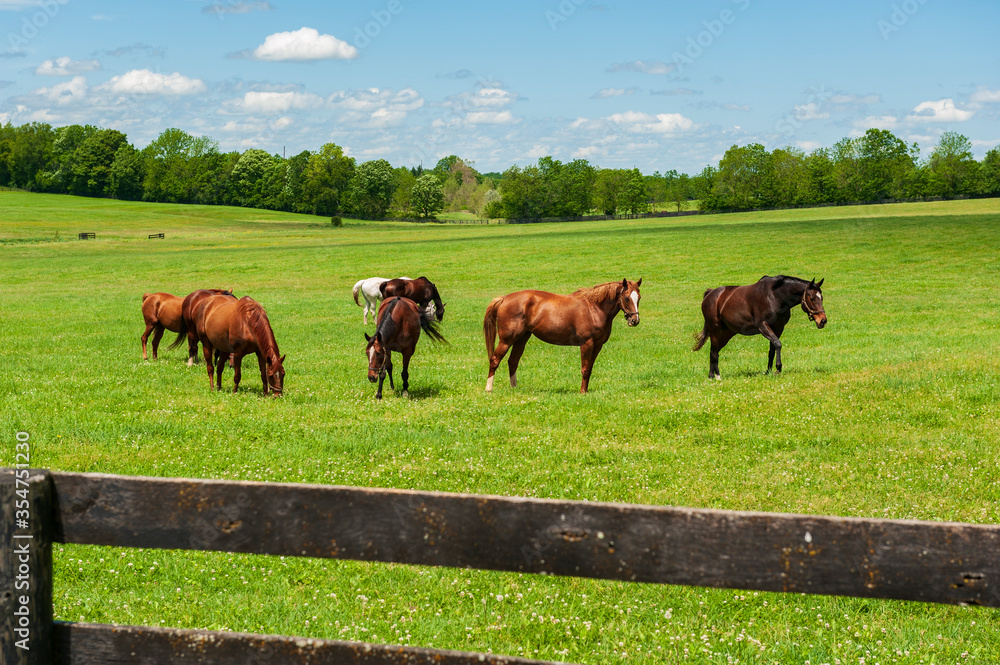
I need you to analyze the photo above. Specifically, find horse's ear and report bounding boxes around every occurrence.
[364,333,371,342]
[817,278,824,288]
[637,277,642,287]
[621,278,628,292]
[279,355,285,364]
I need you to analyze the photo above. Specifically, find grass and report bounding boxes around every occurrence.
[2,191,999,663]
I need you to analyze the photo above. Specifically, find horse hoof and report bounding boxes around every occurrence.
[402,390,409,399]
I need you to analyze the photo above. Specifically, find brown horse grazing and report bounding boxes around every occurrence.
[693,275,827,380]
[141,289,232,361]
[167,289,239,367]
[483,278,642,394]
[379,276,445,321]
[189,296,286,395]
[364,297,446,400]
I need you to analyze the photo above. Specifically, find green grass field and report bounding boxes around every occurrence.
[2,191,999,663]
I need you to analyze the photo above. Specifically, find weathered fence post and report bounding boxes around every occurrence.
[1,469,54,665]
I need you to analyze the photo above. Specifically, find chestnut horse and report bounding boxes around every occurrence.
[168,289,239,366]
[364,297,446,400]
[693,275,826,380]
[379,276,445,321]
[188,295,286,395]
[141,289,232,361]
[483,278,642,394]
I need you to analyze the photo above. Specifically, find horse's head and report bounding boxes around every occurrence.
[267,354,286,396]
[802,278,826,329]
[364,332,387,383]
[426,284,445,321]
[618,277,642,327]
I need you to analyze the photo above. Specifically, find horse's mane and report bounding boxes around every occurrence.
[571,282,620,305]
[239,298,280,359]
[376,297,400,342]
[766,275,811,291]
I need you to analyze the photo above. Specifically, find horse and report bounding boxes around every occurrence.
[379,276,445,322]
[141,289,233,362]
[483,278,642,394]
[167,289,239,366]
[188,295,286,395]
[693,275,827,380]
[353,276,411,325]
[364,297,446,400]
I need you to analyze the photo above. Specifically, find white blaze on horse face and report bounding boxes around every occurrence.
[368,346,376,365]
[629,290,639,313]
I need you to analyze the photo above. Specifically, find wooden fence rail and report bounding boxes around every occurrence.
[3,469,998,665]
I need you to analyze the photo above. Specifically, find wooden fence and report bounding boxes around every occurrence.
[3,469,998,665]
[147,233,164,239]
[76,232,95,240]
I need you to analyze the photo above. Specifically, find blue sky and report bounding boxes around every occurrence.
[2,0,998,173]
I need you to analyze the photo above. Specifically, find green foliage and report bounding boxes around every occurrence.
[411,173,445,218]
[978,147,1000,195]
[302,143,355,216]
[330,215,342,227]
[928,132,977,197]
[346,159,396,219]
[107,143,145,201]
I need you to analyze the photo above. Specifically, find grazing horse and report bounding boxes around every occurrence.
[693,275,827,380]
[168,289,239,366]
[141,289,232,361]
[190,296,286,395]
[353,276,412,325]
[364,297,446,400]
[483,278,642,394]
[380,276,445,322]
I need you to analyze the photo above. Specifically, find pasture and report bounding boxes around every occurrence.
[1,191,999,663]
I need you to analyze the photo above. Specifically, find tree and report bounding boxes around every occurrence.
[977,147,1000,195]
[620,168,650,214]
[594,169,628,214]
[68,128,128,196]
[927,132,976,197]
[703,143,774,210]
[497,164,545,218]
[107,143,145,200]
[8,122,55,190]
[391,167,417,217]
[347,159,396,219]
[411,174,445,218]
[857,128,913,200]
[302,143,355,216]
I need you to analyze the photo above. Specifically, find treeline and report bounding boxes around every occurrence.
[1,122,998,220]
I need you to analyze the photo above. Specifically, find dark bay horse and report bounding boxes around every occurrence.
[365,297,446,400]
[141,289,232,361]
[189,295,286,395]
[483,278,642,394]
[380,276,445,321]
[694,275,826,380]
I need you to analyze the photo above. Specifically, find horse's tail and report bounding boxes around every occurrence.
[483,296,503,358]
[352,279,364,306]
[692,326,709,352]
[692,287,714,351]
[419,305,447,344]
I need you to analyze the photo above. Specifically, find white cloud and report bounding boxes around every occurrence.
[465,110,518,125]
[906,98,974,123]
[607,60,674,75]
[249,27,357,61]
[592,87,638,99]
[970,88,1000,104]
[231,90,323,113]
[328,87,424,126]
[605,111,696,134]
[855,115,899,130]
[271,116,293,130]
[794,103,829,120]
[796,140,822,152]
[32,76,87,105]
[828,94,881,105]
[101,69,206,95]
[35,57,101,76]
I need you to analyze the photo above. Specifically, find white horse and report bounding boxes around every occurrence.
[352,276,411,325]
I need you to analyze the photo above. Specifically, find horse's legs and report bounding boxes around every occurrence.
[709,331,733,380]
[141,321,155,360]
[507,335,530,388]
[401,350,411,399]
[579,340,604,393]
[757,322,783,374]
[150,325,165,360]
[486,335,514,393]
[187,332,199,366]
[386,356,395,391]
[256,351,267,395]
[203,342,216,390]
[214,350,226,390]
